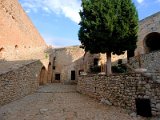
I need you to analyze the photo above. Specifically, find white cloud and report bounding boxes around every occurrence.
[137,0,144,4]
[42,34,80,47]
[20,0,81,23]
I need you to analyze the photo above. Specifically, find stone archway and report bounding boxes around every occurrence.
[144,32,160,53]
[47,62,52,83]
[39,66,46,85]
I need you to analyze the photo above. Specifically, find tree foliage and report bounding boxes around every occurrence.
[78,0,138,55]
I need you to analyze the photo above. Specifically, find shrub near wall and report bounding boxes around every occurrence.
[77,73,160,116]
[0,60,43,106]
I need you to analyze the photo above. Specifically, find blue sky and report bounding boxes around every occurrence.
[19,0,160,48]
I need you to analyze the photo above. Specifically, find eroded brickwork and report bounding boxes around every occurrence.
[0,0,46,60]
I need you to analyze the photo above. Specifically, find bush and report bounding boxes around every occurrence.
[112,60,127,73]
[90,65,101,73]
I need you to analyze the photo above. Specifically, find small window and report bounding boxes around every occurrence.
[53,66,55,70]
[71,71,76,80]
[0,47,4,52]
[94,58,99,66]
[55,74,60,80]
[15,45,18,49]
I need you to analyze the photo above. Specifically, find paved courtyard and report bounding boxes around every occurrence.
[0,84,151,120]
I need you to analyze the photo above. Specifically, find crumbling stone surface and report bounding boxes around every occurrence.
[0,60,44,106]
[77,73,160,116]
[129,51,160,73]
[0,0,46,60]
[135,12,160,55]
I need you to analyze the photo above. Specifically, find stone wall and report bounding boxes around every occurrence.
[77,73,160,116]
[0,0,46,60]
[52,46,127,84]
[129,50,160,73]
[0,60,44,106]
[52,46,85,84]
[135,12,160,55]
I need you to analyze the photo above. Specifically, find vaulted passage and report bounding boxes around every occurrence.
[144,32,160,53]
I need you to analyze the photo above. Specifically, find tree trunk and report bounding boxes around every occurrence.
[106,52,112,76]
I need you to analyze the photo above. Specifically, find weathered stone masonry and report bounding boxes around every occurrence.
[0,0,46,60]
[0,60,44,106]
[135,12,160,55]
[129,50,160,73]
[77,73,160,116]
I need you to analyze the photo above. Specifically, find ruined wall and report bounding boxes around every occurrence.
[0,46,53,106]
[0,0,53,106]
[0,60,44,106]
[52,46,85,84]
[129,51,160,72]
[0,0,46,59]
[135,12,160,55]
[52,46,127,84]
[77,73,160,116]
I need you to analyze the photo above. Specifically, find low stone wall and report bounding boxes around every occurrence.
[129,51,160,72]
[77,74,160,116]
[0,60,43,106]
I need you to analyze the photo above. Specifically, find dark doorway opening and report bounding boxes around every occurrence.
[94,58,99,66]
[127,50,135,60]
[135,98,152,117]
[71,71,76,80]
[39,67,46,85]
[55,74,60,80]
[47,62,52,83]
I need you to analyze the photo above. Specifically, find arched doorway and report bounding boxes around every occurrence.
[39,66,46,85]
[0,47,5,58]
[47,62,52,83]
[144,32,160,53]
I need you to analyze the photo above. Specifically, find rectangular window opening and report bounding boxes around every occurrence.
[55,74,60,80]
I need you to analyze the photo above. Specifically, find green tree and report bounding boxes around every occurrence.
[78,0,138,75]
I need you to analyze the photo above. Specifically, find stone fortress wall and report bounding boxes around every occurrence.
[135,12,160,56]
[0,0,160,117]
[0,0,51,106]
[129,12,160,73]
[0,0,46,60]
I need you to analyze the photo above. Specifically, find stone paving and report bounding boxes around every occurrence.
[0,84,156,120]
